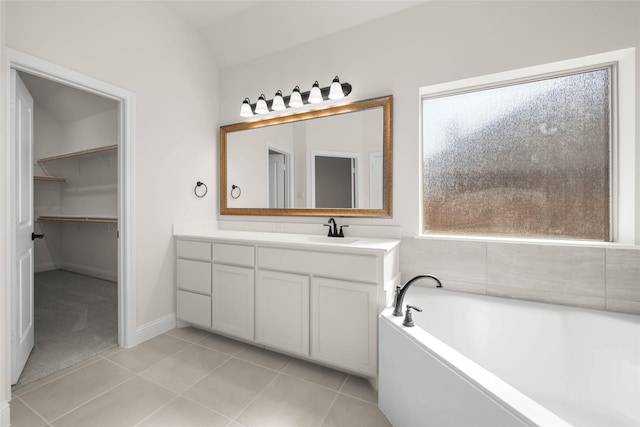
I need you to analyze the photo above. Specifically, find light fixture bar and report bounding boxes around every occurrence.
[241,79,352,117]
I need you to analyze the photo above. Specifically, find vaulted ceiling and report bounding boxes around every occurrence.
[161,0,425,68]
[17,1,425,123]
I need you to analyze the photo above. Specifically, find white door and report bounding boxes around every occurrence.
[268,152,287,208]
[10,69,35,384]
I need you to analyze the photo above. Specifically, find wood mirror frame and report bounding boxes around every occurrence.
[220,95,392,217]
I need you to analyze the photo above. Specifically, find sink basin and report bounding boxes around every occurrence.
[304,236,360,244]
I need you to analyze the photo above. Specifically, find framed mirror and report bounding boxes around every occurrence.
[220,95,392,217]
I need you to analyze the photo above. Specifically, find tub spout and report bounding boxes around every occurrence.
[393,274,442,317]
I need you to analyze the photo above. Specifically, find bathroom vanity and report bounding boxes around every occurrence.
[174,230,400,378]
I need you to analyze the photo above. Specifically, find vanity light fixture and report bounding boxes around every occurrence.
[289,86,303,108]
[328,76,345,100]
[272,90,286,111]
[239,77,352,117]
[255,94,269,114]
[240,98,253,117]
[308,81,323,104]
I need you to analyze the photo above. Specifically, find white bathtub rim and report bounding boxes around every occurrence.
[380,309,573,427]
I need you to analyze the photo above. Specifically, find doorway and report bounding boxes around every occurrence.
[267,145,293,209]
[4,49,135,388]
[15,70,118,387]
[311,150,359,209]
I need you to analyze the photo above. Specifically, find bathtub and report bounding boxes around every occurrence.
[379,287,640,427]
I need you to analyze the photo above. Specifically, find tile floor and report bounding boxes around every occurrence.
[11,327,393,427]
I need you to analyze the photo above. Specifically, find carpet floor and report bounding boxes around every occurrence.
[13,269,118,390]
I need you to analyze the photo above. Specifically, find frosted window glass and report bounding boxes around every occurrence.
[422,69,610,241]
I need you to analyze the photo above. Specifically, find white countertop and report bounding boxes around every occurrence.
[173,228,400,253]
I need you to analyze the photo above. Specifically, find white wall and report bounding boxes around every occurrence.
[5,1,219,328]
[218,1,640,238]
[227,124,295,208]
[61,109,118,153]
[217,1,640,314]
[32,102,63,162]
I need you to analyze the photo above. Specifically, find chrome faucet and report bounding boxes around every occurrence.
[393,274,442,317]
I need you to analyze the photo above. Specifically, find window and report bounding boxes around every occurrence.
[420,50,637,243]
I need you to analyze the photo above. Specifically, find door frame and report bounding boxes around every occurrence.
[2,50,137,388]
[266,144,293,208]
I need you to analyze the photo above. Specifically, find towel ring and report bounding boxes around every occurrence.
[231,185,241,199]
[194,181,208,198]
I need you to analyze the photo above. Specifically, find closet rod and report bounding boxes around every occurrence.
[38,215,117,224]
[38,145,118,163]
[34,176,66,182]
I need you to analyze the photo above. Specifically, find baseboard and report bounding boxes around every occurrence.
[0,400,9,427]
[35,262,57,273]
[136,313,176,344]
[59,262,117,282]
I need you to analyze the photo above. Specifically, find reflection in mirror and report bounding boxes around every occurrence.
[221,96,392,217]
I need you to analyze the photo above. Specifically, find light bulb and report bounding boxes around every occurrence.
[255,94,269,114]
[240,98,253,117]
[308,81,322,104]
[272,90,286,111]
[328,76,344,100]
[289,86,303,108]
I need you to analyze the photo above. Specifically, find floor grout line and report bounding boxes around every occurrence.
[317,384,344,427]
[132,394,182,427]
[46,374,137,424]
[175,391,235,424]
[13,355,105,397]
[12,327,387,427]
[12,394,50,427]
[230,368,283,424]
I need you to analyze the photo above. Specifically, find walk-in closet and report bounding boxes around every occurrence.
[14,71,119,388]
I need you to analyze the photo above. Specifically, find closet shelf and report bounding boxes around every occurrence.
[37,144,117,164]
[38,215,117,224]
[34,176,66,183]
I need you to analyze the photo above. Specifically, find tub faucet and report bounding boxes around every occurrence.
[403,305,422,327]
[393,274,442,317]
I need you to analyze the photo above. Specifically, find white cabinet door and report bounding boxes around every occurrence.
[256,270,309,357]
[212,263,254,341]
[311,277,377,376]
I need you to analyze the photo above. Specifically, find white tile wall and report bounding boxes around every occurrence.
[400,237,640,315]
[400,238,487,295]
[606,249,640,314]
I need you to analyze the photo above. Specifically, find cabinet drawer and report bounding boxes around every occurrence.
[177,259,211,294]
[177,290,211,327]
[177,240,211,261]
[212,243,254,266]
[258,247,377,283]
